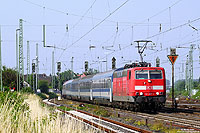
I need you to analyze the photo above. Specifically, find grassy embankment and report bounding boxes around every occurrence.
[0,92,97,133]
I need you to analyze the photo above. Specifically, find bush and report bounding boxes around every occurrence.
[37,93,48,100]
[39,80,49,94]
[191,90,200,99]
[48,92,58,99]
[3,86,9,91]
[21,87,34,93]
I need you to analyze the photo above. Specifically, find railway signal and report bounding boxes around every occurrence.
[167,48,178,109]
[156,57,160,67]
[32,63,35,73]
[112,57,116,69]
[85,61,88,72]
[57,62,61,72]
[57,62,61,92]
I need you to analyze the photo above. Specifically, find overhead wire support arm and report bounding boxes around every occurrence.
[134,40,152,62]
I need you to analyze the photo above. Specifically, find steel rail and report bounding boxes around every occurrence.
[49,100,152,133]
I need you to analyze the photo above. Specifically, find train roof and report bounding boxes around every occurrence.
[73,74,94,83]
[63,80,73,85]
[132,67,164,70]
[92,70,114,80]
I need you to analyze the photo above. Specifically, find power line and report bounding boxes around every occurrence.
[58,0,97,49]
[57,0,130,62]
[91,0,185,62]
[147,37,200,57]
[147,0,183,21]
[72,0,97,29]
[23,0,116,23]
[68,0,130,48]
[147,17,200,39]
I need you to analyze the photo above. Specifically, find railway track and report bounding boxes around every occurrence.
[126,111,200,130]
[44,99,151,133]
[51,99,200,132]
[166,100,200,111]
[111,107,200,131]
[106,104,200,131]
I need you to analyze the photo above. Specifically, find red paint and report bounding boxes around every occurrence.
[113,67,166,97]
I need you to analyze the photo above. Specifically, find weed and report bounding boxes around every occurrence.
[58,106,72,111]
[134,120,146,126]
[93,108,111,117]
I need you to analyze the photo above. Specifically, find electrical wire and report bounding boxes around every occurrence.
[147,17,200,39]
[57,0,130,62]
[140,0,184,24]
[72,0,97,29]
[93,0,185,63]
[23,0,116,23]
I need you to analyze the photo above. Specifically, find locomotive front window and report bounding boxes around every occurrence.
[136,71,148,79]
[150,70,162,79]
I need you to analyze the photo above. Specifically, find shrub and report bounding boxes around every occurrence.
[191,90,200,99]
[37,93,48,100]
[39,80,49,94]
[21,87,34,93]
[48,92,58,99]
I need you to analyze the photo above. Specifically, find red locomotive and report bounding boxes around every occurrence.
[62,62,166,111]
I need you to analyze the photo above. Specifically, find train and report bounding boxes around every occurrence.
[62,62,166,111]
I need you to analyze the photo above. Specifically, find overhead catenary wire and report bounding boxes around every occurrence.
[99,18,200,64]
[57,0,130,62]
[18,0,197,74]
[147,17,200,39]
[72,0,97,30]
[23,0,117,24]
[140,0,184,24]
[92,0,185,62]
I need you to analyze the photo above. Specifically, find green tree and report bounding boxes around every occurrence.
[84,68,99,76]
[175,80,185,92]
[2,66,17,88]
[39,80,49,94]
[56,70,76,90]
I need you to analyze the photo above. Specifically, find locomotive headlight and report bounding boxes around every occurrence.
[156,92,159,95]
[160,92,163,95]
[136,92,139,96]
[140,92,143,95]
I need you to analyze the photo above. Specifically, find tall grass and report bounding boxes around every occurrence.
[0,92,98,133]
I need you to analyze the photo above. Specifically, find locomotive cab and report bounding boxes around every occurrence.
[131,67,166,110]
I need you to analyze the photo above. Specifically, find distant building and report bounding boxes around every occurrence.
[24,73,52,85]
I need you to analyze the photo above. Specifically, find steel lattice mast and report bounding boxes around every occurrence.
[19,19,24,90]
[36,43,38,91]
[27,41,30,83]
[185,56,189,92]
[0,26,2,91]
[16,29,19,91]
[52,51,55,89]
[188,44,194,96]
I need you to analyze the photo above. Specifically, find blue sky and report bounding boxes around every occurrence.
[0,0,200,81]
